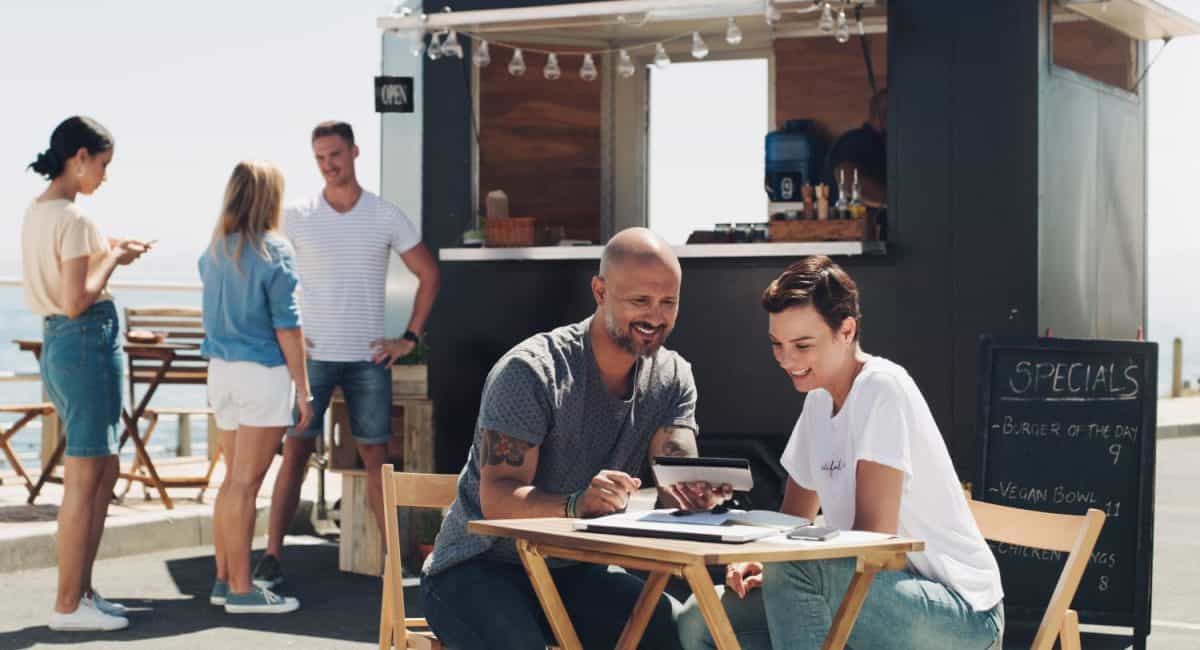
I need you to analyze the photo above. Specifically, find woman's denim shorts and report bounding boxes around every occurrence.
[40,300,124,458]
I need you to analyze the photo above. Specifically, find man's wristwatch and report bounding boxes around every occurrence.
[402,330,420,344]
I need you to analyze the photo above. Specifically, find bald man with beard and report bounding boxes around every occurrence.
[419,228,721,650]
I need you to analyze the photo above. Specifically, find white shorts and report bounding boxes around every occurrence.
[207,359,295,430]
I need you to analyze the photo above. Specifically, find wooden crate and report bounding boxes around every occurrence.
[329,394,434,473]
[485,217,537,247]
[768,216,875,242]
[336,469,384,576]
[391,364,427,398]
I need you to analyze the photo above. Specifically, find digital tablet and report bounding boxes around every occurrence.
[651,456,753,492]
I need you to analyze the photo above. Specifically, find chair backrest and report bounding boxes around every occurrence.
[124,307,208,401]
[966,496,1106,650]
[381,465,458,648]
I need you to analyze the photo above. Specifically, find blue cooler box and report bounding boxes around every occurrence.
[765,119,827,202]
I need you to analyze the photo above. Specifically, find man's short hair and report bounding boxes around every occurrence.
[312,121,355,146]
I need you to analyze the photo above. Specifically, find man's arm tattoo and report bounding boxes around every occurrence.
[480,428,533,467]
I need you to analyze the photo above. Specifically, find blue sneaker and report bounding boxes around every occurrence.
[209,580,228,606]
[224,586,299,614]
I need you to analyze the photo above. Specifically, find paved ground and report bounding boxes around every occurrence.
[0,438,1197,649]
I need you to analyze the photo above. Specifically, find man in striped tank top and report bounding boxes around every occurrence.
[253,121,441,588]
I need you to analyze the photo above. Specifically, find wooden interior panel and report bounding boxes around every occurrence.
[774,34,888,146]
[478,47,602,243]
[1053,19,1136,91]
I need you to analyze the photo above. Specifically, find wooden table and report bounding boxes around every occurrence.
[16,339,210,509]
[468,518,923,650]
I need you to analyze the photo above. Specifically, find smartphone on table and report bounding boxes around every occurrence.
[786,525,839,541]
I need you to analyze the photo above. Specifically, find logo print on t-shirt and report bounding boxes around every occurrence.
[820,459,845,477]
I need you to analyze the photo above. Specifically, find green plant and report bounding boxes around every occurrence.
[396,340,431,365]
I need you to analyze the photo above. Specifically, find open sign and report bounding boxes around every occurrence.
[375,76,414,113]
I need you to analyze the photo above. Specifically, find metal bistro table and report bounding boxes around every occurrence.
[16,339,209,509]
[468,518,923,650]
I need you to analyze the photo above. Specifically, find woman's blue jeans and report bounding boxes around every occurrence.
[678,557,1003,650]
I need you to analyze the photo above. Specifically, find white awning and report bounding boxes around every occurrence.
[1060,0,1200,40]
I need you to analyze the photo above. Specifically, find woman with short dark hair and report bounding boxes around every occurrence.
[678,256,1005,650]
[22,116,150,631]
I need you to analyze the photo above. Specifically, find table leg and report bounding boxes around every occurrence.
[28,437,65,505]
[822,556,884,650]
[615,570,672,650]
[682,563,741,650]
[516,539,583,650]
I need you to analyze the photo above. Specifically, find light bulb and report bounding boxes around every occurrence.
[508,48,526,76]
[691,32,709,59]
[426,32,443,60]
[835,8,850,43]
[726,18,743,46]
[408,31,424,57]
[442,29,463,58]
[818,2,835,32]
[544,53,561,80]
[618,49,636,78]
[765,0,782,25]
[580,53,598,81]
[654,43,670,69]
[473,40,491,67]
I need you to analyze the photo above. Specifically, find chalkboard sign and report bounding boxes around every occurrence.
[975,336,1156,639]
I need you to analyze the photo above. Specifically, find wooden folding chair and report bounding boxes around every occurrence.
[379,465,459,650]
[124,306,208,402]
[966,495,1106,650]
[0,403,55,495]
[120,407,222,502]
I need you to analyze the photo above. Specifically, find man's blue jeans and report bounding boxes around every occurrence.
[422,557,683,650]
[678,557,1003,650]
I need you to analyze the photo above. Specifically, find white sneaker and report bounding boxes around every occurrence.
[49,598,129,631]
[86,590,128,616]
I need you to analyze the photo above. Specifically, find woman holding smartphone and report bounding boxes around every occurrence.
[199,160,311,614]
[678,256,1004,650]
[22,116,150,631]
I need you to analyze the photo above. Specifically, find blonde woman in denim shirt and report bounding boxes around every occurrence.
[22,116,151,632]
[199,161,312,614]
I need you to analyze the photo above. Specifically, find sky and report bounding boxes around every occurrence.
[0,0,392,282]
[1,0,1199,381]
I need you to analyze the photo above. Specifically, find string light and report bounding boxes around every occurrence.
[543,52,561,80]
[397,2,869,85]
[580,53,598,81]
[725,18,743,46]
[473,39,491,67]
[654,42,671,69]
[442,29,464,58]
[508,48,526,76]
[691,32,709,59]
[617,49,636,78]
[818,2,835,32]
[426,32,443,60]
[834,7,850,43]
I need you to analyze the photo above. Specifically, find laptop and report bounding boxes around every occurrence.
[573,511,779,544]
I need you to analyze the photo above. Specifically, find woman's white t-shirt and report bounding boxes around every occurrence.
[780,355,1003,612]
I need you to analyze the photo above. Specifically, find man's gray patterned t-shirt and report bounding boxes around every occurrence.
[424,317,698,575]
